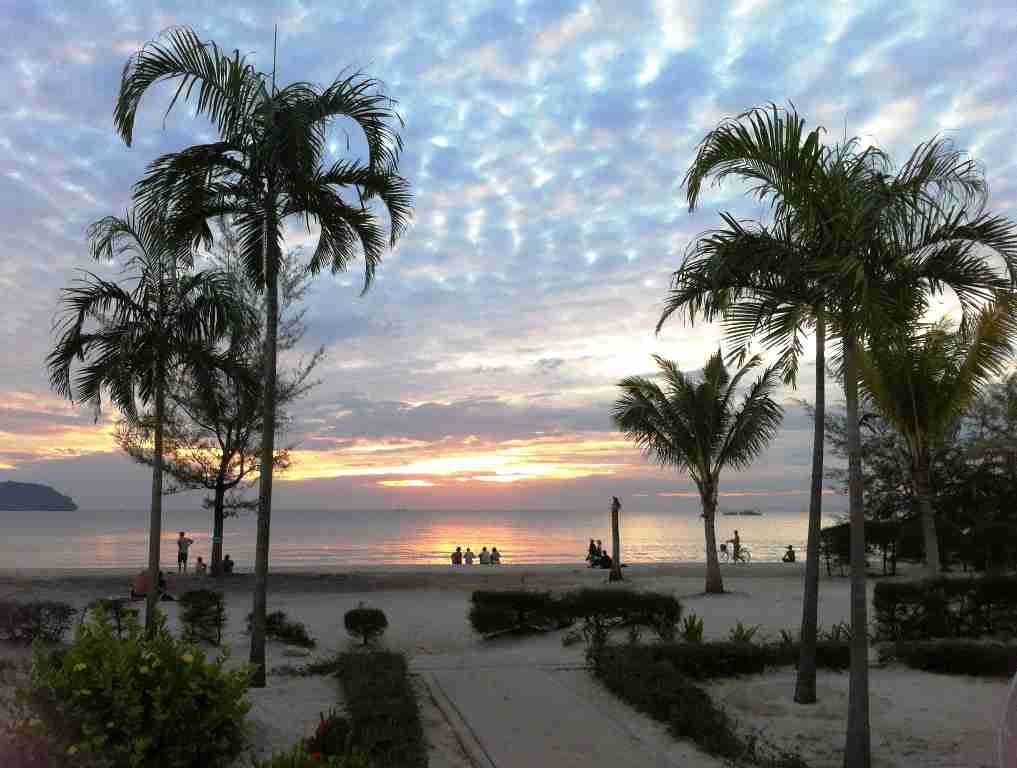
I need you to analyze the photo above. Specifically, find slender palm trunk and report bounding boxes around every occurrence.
[609,505,623,582]
[210,476,226,577]
[145,370,165,632]
[250,201,279,688]
[795,309,826,704]
[702,483,723,594]
[843,334,871,768]
[914,464,940,576]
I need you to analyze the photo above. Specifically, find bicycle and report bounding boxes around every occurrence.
[718,543,751,563]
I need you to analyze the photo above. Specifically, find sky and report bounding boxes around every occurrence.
[0,0,1014,513]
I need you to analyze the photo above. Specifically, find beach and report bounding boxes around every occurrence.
[0,562,1005,766]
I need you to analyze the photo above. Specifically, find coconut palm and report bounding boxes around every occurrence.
[47,211,240,629]
[857,297,1017,575]
[612,352,783,594]
[113,27,412,685]
[664,105,1012,732]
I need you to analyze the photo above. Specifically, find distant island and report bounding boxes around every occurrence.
[0,481,78,511]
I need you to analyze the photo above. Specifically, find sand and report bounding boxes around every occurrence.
[0,562,1007,766]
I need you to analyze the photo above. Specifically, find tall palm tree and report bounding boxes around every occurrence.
[113,27,412,685]
[857,298,1017,575]
[613,352,783,594]
[47,211,239,629]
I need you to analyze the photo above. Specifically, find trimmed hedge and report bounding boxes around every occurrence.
[178,589,227,645]
[344,607,388,647]
[337,651,427,768]
[247,610,316,648]
[873,576,1017,641]
[0,600,76,644]
[880,640,1017,678]
[468,590,560,635]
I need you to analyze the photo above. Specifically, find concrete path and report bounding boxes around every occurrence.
[418,662,690,768]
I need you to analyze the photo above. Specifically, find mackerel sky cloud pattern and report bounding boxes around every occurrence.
[1,1,1014,509]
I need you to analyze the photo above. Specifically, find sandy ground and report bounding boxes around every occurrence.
[0,562,1008,766]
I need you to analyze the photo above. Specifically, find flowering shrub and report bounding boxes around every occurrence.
[31,607,250,767]
[304,709,349,757]
[254,744,371,767]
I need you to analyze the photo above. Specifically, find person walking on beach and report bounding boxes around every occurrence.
[479,546,490,565]
[464,547,475,565]
[491,547,501,564]
[726,530,743,562]
[177,531,194,573]
[609,496,623,581]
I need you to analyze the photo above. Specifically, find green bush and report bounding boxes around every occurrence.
[590,645,807,767]
[873,576,1017,641]
[246,610,316,648]
[729,621,761,644]
[254,744,371,768]
[559,589,683,645]
[468,590,560,635]
[678,613,704,643]
[344,607,388,646]
[178,589,227,645]
[0,601,76,645]
[880,640,1017,678]
[337,652,427,768]
[32,608,250,767]
[304,709,350,757]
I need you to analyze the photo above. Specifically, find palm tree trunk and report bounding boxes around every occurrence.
[795,309,826,704]
[914,465,940,576]
[210,477,226,577]
[703,484,723,594]
[145,370,165,633]
[250,202,279,688]
[843,334,871,768]
[609,505,623,582]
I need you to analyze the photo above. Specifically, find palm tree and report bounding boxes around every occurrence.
[113,27,412,685]
[663,104,1010,721]
[47,211,239,629]
[613,352,783,593]
[857,298,1017,575]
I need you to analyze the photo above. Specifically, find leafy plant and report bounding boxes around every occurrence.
[344,606,388,647]
[778,629,796,648]
[254,744,371,768]
[820,622,852,643]
[304,710,350,757]
[178,589,227,645]
[0,601,76,645]
[246,610,316,649]
[729,621,761,644]
[31,607,250,767]
[679,613,705,644]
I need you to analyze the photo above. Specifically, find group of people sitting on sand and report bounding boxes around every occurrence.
[128,531,236,601]
[586,539,614,569]
[451,546,501,565]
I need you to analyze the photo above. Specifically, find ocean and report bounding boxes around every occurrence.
[0,506,842,570]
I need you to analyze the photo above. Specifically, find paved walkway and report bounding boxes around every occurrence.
[416,660,703,768]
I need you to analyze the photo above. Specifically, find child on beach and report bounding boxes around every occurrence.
[177,531,195,573]
[195,556,207,575]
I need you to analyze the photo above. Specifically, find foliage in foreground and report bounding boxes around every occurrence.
[31,608,250,767]
[178,589,227,645]
[254,744,371,768]
[246,610,316,648]
[879,640,1017,678]
[336,651,427,768]
[590,644,808,767]
[344,606,388,647]
[0,601,76,645]
[872,576,1017,641]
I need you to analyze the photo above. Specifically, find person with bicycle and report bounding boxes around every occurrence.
[726,530,743,563]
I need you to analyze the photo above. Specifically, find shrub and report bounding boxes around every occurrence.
[247,610,316,648]
[254,744,371,768]
[337,651,427,768]
[880,640,1017,678]
[304,709,350,757]
[178,589,227,645]
[0,601,76,645]
[344,606,388,646]
[468,590,560,635]
[32,607,250,767]
[729,621,761,644]
[679,613,705,643]
[558,589,683,647]
[873,576,1017,641]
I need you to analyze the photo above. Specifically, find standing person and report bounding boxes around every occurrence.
[177,531,194,573]
[479,547,490,565]
[491,547,501,564]
[609,496,623,581]
[726,530,742,563]
[586,538,599,566]
[464,547,475,565]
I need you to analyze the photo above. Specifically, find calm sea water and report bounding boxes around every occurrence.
[0,507,841,570]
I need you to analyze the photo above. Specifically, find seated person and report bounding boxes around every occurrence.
[490,546,501,564]
[195,556,208,575]
[598,551,613,569]
[479,547,490,565]
[451,547,463,566]
[464,547,475,565]
[782,545,796,563]
[130,570,172,600]
[222,554,235,574]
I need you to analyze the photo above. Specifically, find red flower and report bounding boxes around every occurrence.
[309,753,322,761]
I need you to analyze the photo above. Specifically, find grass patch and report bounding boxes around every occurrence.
[337,651,427,768]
